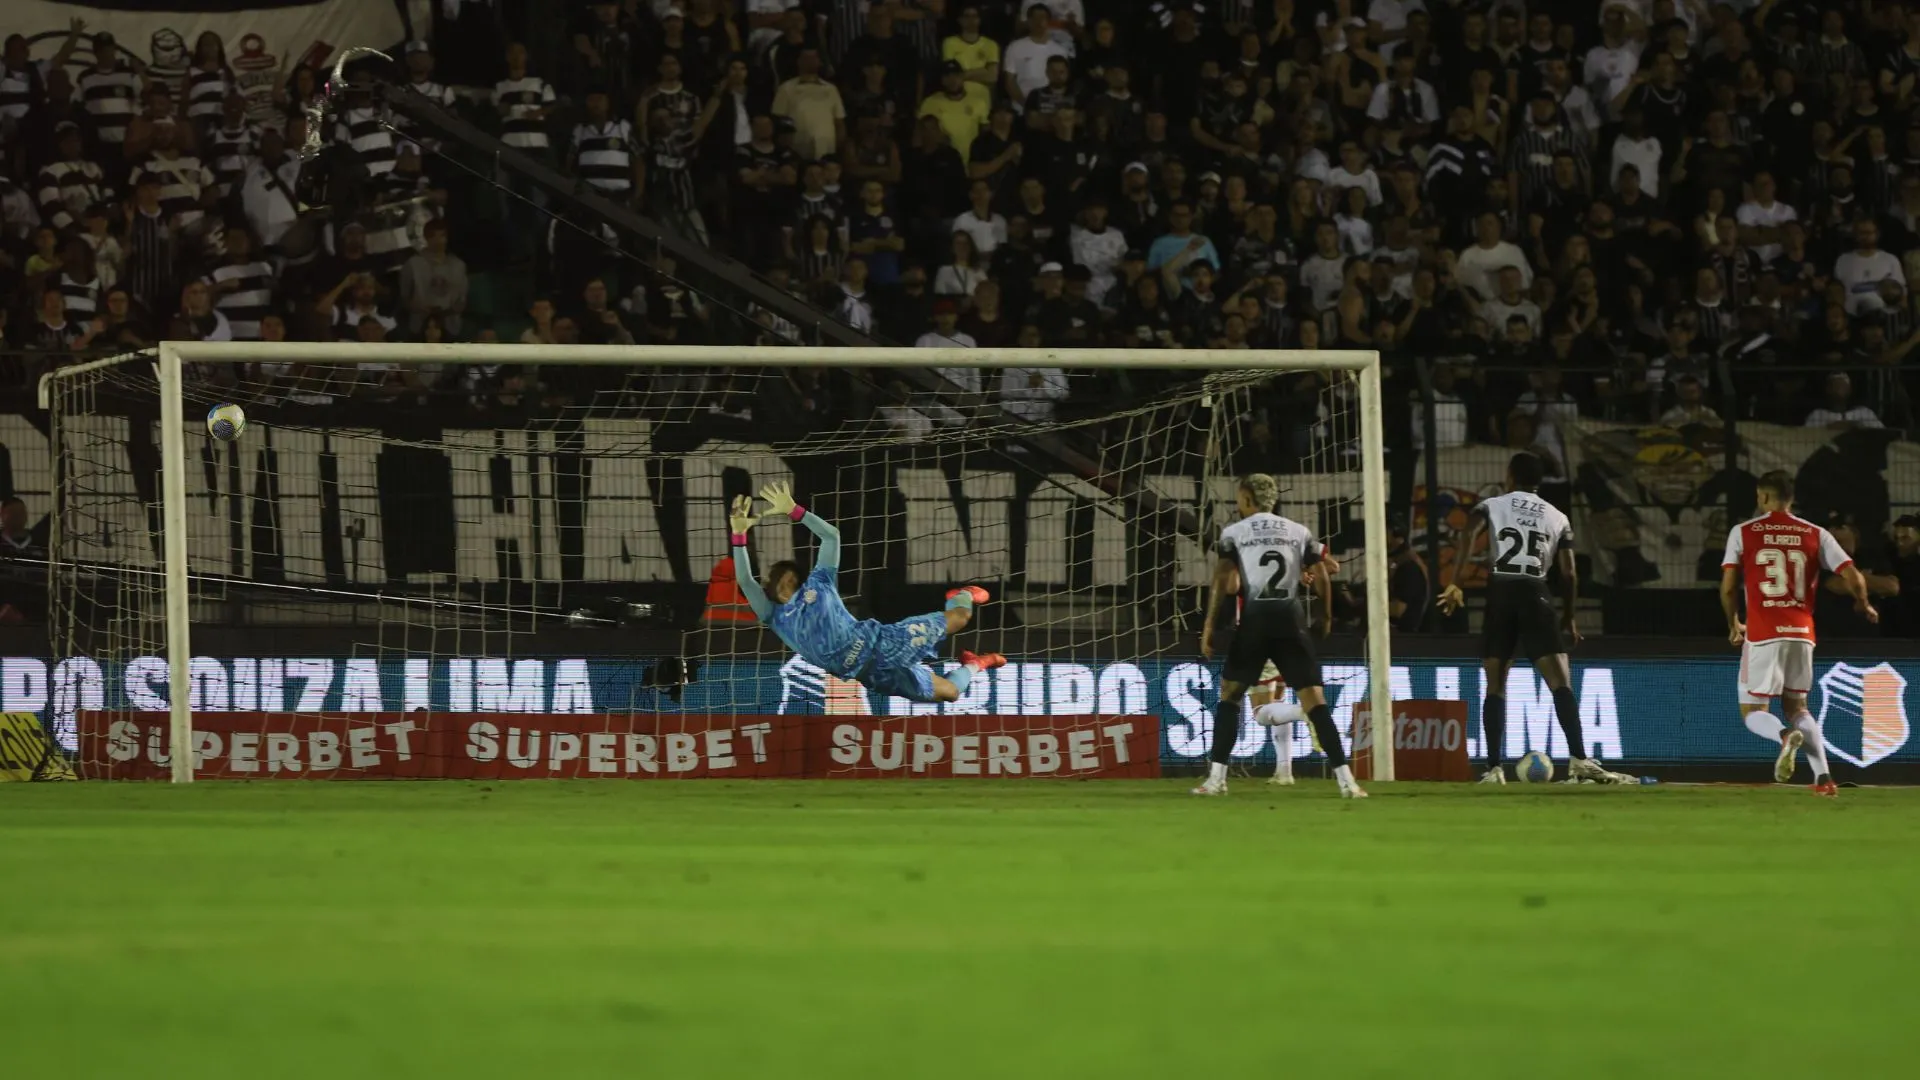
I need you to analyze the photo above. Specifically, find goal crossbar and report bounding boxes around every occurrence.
[51,341,1393,784]
[143,341,1382,370]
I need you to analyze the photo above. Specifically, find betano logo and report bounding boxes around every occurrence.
[1816,662,1911,768]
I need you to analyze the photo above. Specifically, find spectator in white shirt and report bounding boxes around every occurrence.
[1545,58,1602,146]
[1609,111,1662,196]
[878,379,935,442]
[1482,266,1541,334]
[1002,5,1070,106]
[1804,372,1885,430]
[1069,199,1127,303]
[1583,7,1641,119]
[1833,219,1906,315]
[915,301,979,350]
[1366,54,1440,137]
[1735,172,1796,265]
[951,180,1008,254]
[1454,211,1533,300]
[1658,374,1722,428]
[1324,139,1384,208]
[1000,362,1069,423]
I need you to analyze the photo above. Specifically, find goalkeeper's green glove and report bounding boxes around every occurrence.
[759,480,800,521]
[728,495,756,546]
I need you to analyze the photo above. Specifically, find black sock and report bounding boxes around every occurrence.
[1551,685,1588,760]
[1483,694,1506,768]
[1307,704,1346,768]
[1209,697,1240,766]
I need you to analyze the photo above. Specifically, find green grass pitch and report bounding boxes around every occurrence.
[2,780,1916,1078]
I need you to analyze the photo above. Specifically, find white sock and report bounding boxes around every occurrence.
[1334,764,1355,787]
[1273,739,1294,781]
[1791,712,1830,777]
[1207,761,1227,784]
[1742,710,1784,744]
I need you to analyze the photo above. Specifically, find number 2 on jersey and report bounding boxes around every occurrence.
[1493,527,1546,575]
[1754,547,1808,602]
[1258,549,1289,598]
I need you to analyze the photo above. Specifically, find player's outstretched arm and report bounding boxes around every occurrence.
[1556,546,1581,645]
[728,495,775,622]
[1840,564,1880,623]
[1201,555,1234,660]
[760,480,841,571]
[1437,508,1487,615]
[1718,565,1744,645]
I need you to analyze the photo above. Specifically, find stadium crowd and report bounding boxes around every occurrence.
[0,2,1914,422]
[0,3,1916,444]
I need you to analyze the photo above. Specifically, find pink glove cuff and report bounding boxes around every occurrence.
[729,532,749,547]
[788,505,807,522]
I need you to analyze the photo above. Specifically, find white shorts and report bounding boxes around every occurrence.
[1252,661,1284,701]
[1740,638,1815,704]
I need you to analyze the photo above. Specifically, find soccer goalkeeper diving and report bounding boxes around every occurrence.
[729,482,1006,703]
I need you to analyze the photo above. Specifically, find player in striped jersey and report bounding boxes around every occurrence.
[77,31,145,152]
[2,24,82,125]
[494,43,557,154]
[128,123,215,230]
[206,95,259,201]
[637,54,702,153]
[334,89,398,177]
[54,238,103,324]
[396,41,456,153]
[203,227,275,341]
[571,91,641,199]
[1506,91,1585,221]
[185,33,234,127]
[37,124,108,233]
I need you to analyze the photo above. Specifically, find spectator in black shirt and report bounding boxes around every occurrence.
[1191,69,1254,157]
[733,114,797,269]
[1084,62,1144,155]
[965,103,1022,199]
[841,6,922,115]
[1384,520,1430,632]
[1891,515,1920,638]
[1035,263,1101,346]
[1618,52,1689,163]
[992,214,1045,314]
[1023,55,1077,133]
[1029,106,1098,202]
[900,114,967,225]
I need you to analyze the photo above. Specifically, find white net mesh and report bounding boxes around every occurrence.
[43,348,1373,779]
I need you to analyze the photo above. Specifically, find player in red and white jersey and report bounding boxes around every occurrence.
[1719,471,1877,796]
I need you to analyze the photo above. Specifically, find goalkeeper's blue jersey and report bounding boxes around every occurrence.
[769,565,882,678]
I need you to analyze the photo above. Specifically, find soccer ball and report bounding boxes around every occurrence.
[207,403,247,441]
[1516,750,1554,784]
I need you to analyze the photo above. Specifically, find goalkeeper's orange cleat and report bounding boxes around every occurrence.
[1812,776,1839,798]
[958,650,1007,671]
[947,585,991,606]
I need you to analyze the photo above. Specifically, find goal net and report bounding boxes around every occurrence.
[40,343,1388,782]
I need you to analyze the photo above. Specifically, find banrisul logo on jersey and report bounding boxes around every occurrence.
[1814,663,1912,767]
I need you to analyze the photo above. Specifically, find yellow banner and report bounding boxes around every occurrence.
[0,712,76,782]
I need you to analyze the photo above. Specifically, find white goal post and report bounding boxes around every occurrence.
[50,341,1393,784]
